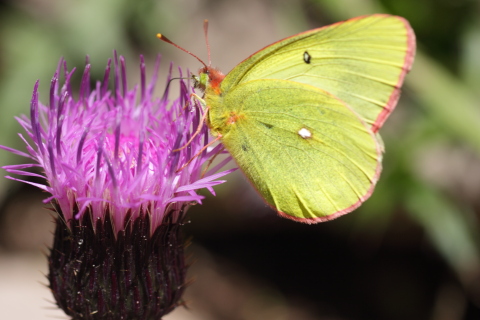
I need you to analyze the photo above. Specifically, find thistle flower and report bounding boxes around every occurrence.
[1,54,234,319]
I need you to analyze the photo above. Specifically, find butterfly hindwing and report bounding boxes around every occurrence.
[208,79,382,222]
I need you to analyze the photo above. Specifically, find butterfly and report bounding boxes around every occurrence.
[159,14,416,223]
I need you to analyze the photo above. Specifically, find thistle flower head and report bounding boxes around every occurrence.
[1,53,233,319]
[3,53,232,232]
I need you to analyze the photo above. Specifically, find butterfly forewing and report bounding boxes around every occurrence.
[221,14,415,132]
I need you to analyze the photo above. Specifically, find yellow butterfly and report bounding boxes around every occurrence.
[159,14,416,223]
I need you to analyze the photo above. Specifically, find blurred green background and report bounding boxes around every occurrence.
[1,0,480,319]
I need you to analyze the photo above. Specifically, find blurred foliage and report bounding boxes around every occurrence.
[1,0,480,319]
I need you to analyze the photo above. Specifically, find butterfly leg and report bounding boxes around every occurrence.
[173,93,211,152]
[175,135,222,173]
[191,93,207,110]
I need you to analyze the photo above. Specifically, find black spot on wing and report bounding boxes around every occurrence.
[303,51,311,64]
[259,122,274,129]
[242,144,248,151]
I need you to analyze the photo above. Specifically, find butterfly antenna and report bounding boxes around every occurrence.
[203,19,212,66]
[156,33,208,68]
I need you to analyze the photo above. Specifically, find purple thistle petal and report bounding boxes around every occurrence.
[49,72,58,111]
[55,91,68,155]
[79,64,91,101]
[2,163,41,170]
[1,54,234,233]
[76,120,92,164]
[177,168,236,192]
[101,59,111,96]
[148,55,161,99]
[113,52,120,99]
[169,195,204,203]
[0,145,31,158]
[140,55,146,103]
[5,171,45,179]
[120,55,127,97]
[4,176,49,191]
[205,154,235,177]
[30,81,44,155]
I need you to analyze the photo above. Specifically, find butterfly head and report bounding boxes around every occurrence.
[194,66,225,92]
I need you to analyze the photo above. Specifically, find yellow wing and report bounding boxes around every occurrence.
[220,14,416,132]
[208,79,382,222]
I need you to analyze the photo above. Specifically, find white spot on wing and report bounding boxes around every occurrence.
[298,127,312,139]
